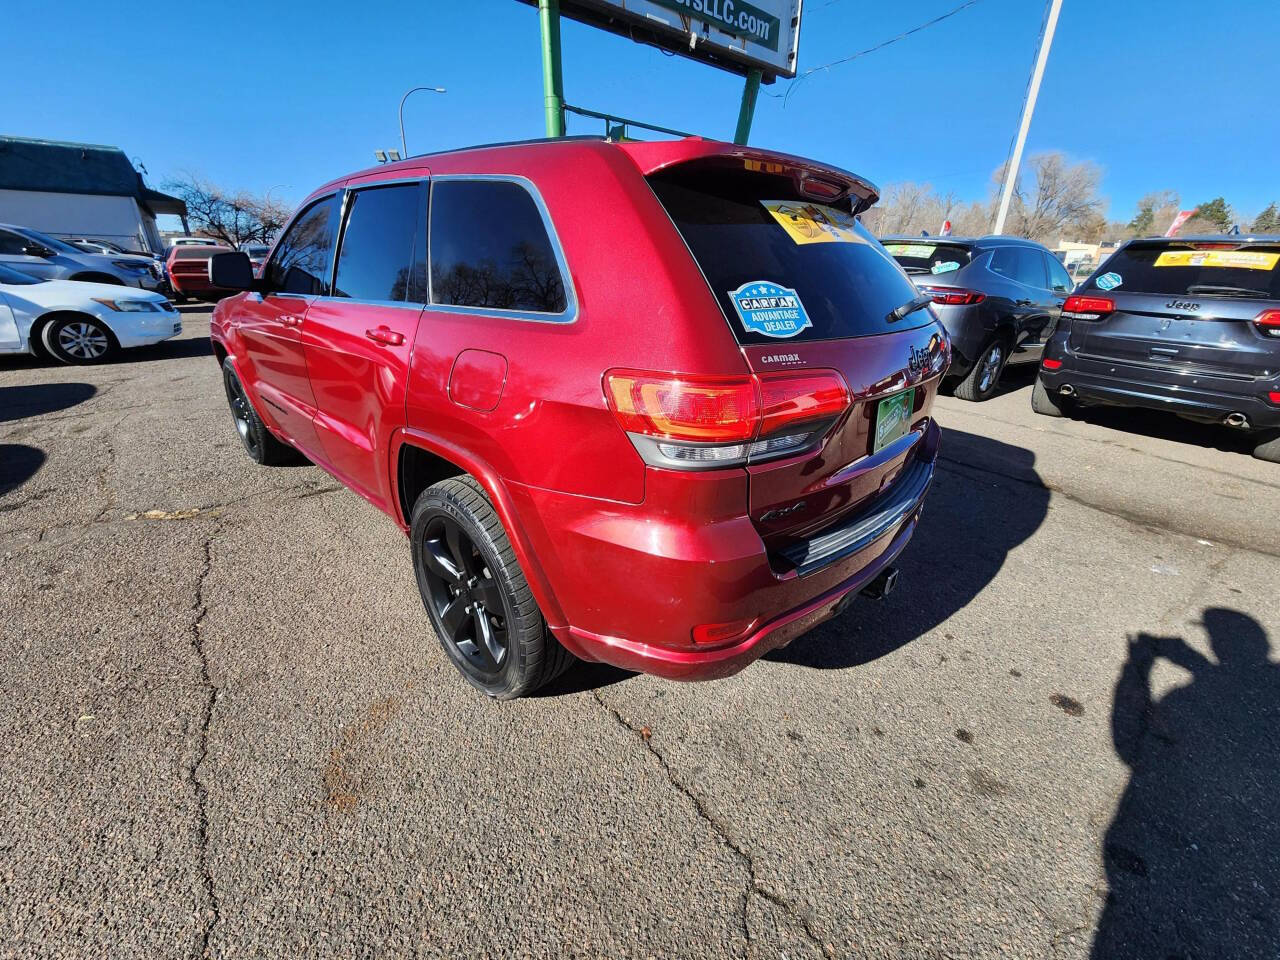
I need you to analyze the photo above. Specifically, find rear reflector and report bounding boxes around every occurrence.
[1268,391,1280,405]
[1041,358,1063,370]
[1062,294,1115,320]
[692,618,757,647]
[1256,309,1280,338]
[919,285,985,306]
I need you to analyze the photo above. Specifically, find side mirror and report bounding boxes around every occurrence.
[23,244,54,259]
[209,251,254,291]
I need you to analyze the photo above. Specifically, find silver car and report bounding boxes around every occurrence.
[0,223,164,290]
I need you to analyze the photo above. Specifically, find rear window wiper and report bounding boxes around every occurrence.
[887,293,934,323]
[1185,284,1271,298]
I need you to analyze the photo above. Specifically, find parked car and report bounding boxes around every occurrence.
[0,263,180,363]
[1033,235,1280,462]
[239,243,270,271]
[209,136,950,698]
[166,244,234,301]
[167,237,220,248]
[882,235,1073,401]
[66,237,164,260]
[0,223,165,291]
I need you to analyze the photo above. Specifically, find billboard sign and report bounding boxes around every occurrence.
[540,0,803,79]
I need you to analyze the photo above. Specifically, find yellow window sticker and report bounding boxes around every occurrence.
[1154,250,1280,271]
[884,243,937,259]
[761,201,864,245]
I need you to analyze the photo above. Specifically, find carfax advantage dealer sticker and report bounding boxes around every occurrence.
[728,281,812,338]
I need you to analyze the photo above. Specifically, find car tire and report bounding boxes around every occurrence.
[1252,431,1280,464]
[1031,375,1071,418]
[952,337,1008,402]
[411,476,574,700]
[41,314,119,364]
[220,358,301,465]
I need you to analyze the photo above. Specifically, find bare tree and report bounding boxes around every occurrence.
[163,173,292,248]
[1003,152,1105,244]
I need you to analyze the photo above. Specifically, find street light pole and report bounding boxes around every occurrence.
[993,0,1064,235]
[399,85,447,158]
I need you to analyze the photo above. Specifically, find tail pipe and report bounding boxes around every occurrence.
[1060,384,1076,397]
[1224,412,1250,430]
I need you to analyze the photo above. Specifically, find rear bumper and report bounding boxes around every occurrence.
[515,419,940,681]
[1041,334,1280,429]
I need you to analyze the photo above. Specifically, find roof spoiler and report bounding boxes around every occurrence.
[618,138,880,214]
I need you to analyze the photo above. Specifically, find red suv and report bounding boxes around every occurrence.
[209,137,949,698]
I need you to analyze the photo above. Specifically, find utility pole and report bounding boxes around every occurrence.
[993,0,1064,235]
[538,0,566,137]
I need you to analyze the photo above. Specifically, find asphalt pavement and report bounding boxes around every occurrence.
[2,311,1277,959]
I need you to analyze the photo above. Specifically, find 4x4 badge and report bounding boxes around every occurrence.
[728,281,813,339]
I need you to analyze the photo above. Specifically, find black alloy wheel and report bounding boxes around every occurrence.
[419,514,510,677]
[223,364,261,459]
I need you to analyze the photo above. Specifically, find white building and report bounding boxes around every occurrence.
[0,136,187,255]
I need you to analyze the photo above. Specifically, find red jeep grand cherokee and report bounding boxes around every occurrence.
[209,136,949,699]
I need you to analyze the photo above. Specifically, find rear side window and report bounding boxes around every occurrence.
[1086,243,1280,298]
[266,195,337,295]
[429,179,567,314]
[882,241,973,276]
[990,246,1048,288]
[1045,254,1073,292]
[334,183,423,303]
[649,165,926,344]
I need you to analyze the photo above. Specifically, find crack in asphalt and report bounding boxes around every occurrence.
[591,690,831,959]
[188,522,221,960]
[937,455,1280,560]
[0,480,343,556]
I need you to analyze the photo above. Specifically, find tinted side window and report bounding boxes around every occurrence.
[0,230,29,255]
[990,247,1046,288]
[334,183,423,302]
[429,180,567,313]
[266,196,337,295]
[1045,254,1073,292]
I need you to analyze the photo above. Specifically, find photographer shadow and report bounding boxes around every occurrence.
[1092,609,1279,958]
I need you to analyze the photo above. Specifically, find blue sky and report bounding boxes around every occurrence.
[6,0,1276,223]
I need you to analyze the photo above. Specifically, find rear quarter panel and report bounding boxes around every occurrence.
[404,141,749,505]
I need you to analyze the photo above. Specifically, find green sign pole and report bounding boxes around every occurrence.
[538,0,566,137]
[733,68,762,145]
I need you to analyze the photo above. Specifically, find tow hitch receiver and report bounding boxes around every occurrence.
[859,566,900,601]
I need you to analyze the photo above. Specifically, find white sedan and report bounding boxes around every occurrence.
[0,264,182,364]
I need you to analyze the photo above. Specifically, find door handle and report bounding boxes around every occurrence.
[278,314,303,327]
[365,326,405,347]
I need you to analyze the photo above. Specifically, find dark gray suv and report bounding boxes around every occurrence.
[882,235,1073,401]
[1034,236,1280,462]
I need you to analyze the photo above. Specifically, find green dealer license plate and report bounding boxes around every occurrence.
[873,389,915,453]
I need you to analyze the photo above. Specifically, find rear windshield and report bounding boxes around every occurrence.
[882,241,973,276]
[1087,243,1280,299]
[649,165,926,344]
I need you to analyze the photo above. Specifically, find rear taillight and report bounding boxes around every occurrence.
[918,285,985,306]
[604,369,850,470]
[1062,294,1115,320]
[1255,309,1280,339]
